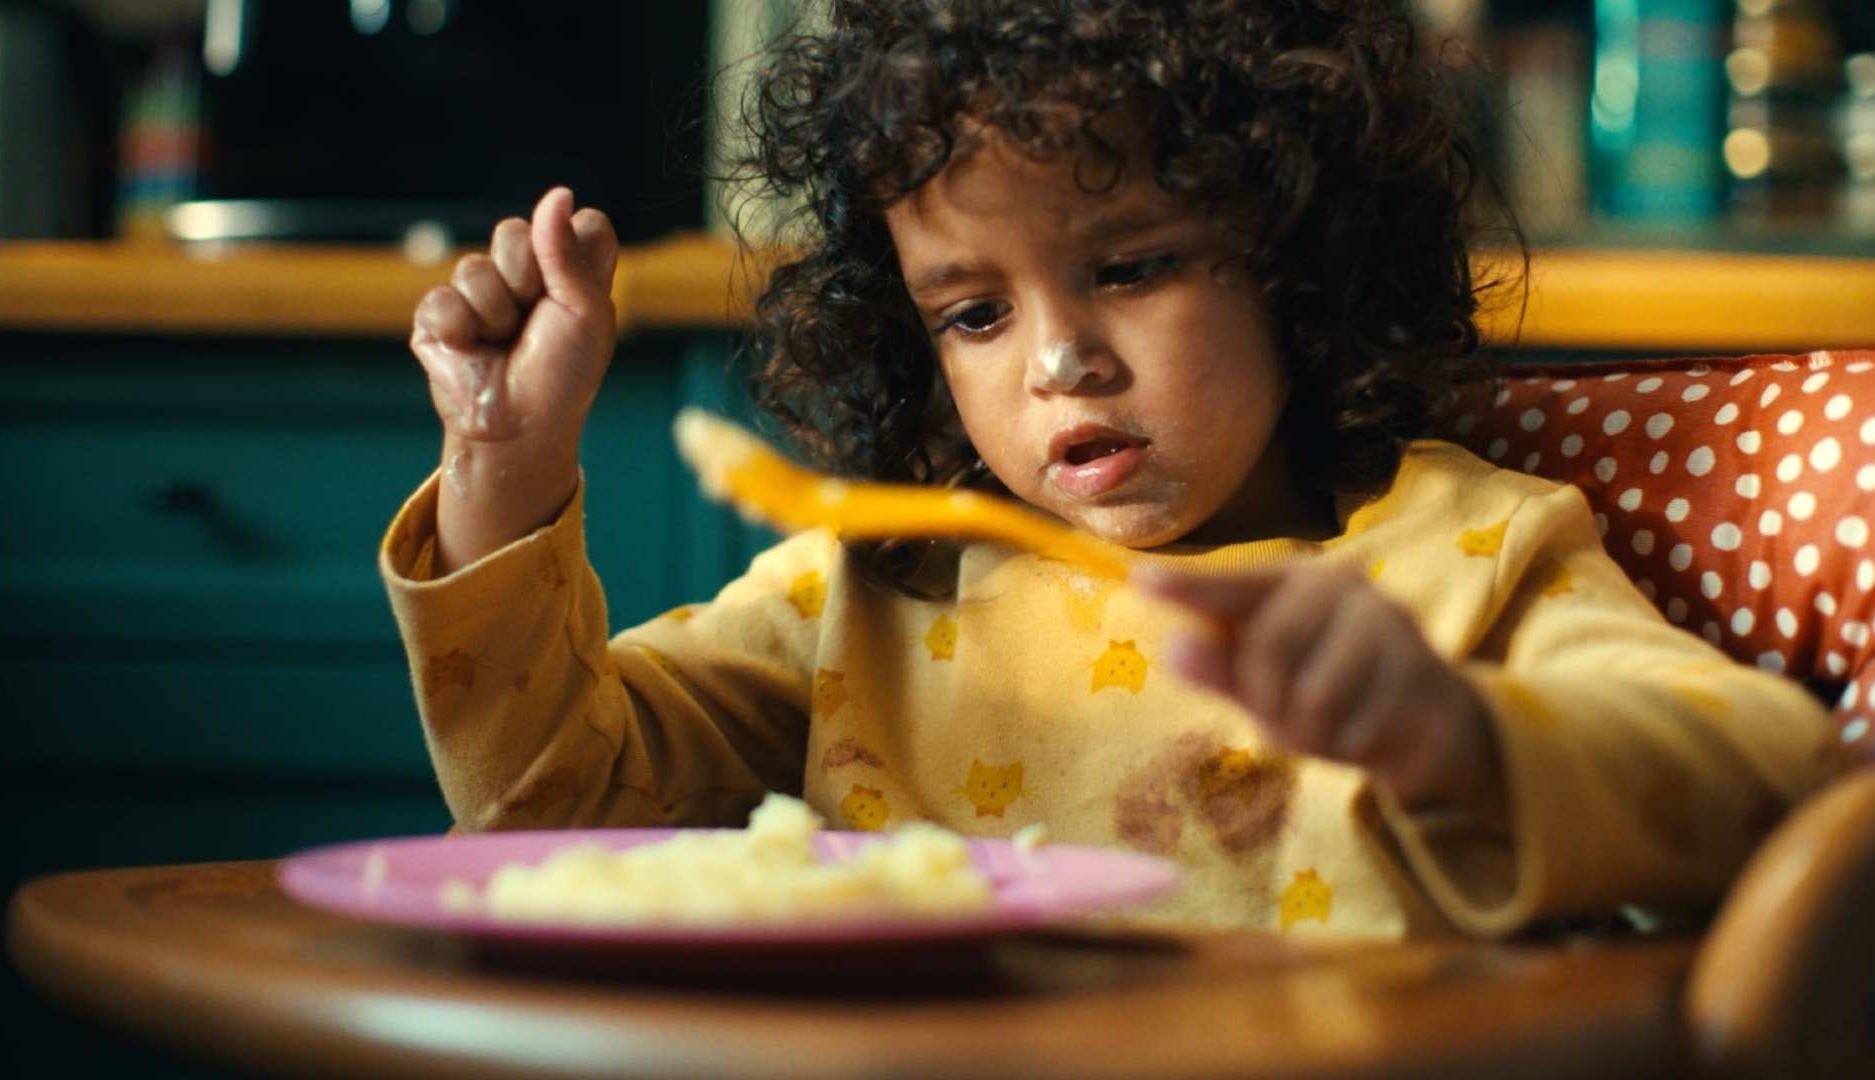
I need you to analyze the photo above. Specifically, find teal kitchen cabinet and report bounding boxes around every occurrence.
[0,330,771,889]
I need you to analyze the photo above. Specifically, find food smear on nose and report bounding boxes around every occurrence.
[1039,340,1090,389]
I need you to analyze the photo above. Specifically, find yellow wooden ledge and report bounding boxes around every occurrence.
[0,235,1870,351]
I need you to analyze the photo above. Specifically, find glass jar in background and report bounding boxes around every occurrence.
[1591,0,1729,224]
[1724,0,1845,227]
[1838,53,1875,234]
[115,40,203,244]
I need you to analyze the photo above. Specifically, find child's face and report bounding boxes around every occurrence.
[885,129,1305,548]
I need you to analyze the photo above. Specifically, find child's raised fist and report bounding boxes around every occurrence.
[410,187,619,448]
[1134,561,1507,824]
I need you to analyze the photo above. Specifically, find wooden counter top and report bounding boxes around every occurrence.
[0,235,1870,351]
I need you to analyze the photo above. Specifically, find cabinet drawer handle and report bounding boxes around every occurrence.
[150,481,275,561]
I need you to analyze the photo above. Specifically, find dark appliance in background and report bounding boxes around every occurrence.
[174,0,709,248]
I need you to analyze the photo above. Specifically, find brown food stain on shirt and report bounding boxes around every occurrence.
[822,736,885,770]
[1114,732,1295,856]
[423,649,478,696]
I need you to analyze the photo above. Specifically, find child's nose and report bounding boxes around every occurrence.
[1024,337,1116,394]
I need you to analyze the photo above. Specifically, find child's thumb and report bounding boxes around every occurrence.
[530,187,603,313]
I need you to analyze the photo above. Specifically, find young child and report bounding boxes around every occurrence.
[383,0,1830,936]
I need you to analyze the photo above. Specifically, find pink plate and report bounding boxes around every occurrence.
[277,829,1180,953]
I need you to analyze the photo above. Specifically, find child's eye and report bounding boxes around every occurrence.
[934,300,1009,338]
[1096,253,1182,289]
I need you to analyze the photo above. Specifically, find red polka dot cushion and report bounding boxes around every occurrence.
[1442,349,1875,769]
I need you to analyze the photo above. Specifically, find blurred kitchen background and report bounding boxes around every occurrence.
[3,0,1873,248]
[0,2,1871,1074]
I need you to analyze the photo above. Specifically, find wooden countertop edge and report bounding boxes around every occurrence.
[0,236,1870,351]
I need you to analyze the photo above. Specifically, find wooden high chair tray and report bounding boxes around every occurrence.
[6,859,1696,1080]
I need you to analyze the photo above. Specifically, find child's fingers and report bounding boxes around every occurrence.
[449,254,521,341]
[570,207,619,284]
[490,216,544,306]
[1235,565,1355,725]
[1283,596,1391,755]
[1162,625,1236,697]
[412,284,481,351]
[530,186,606,314]
[1129,564,1283,619]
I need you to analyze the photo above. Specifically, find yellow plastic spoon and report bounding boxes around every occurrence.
[672,408,1131,579]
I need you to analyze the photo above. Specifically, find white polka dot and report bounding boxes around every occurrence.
[1650,451,1669,474]
[1551,379,1577,391]
[1733,609,1756,635]
[1520,407,1545,432]
[1595,513,1609,538]
[1594,457,1618,483]
[1847,718,1872,743]
[1686,446,1715,476]
[1665,498,1690,522]
[1666,596,1688,622]
[1851,361,1873,374]
[1861,417,1875,445]
[1757,651,1787,673]
[1604,372,1630,382]
[1860,560,1874,591]
[1796,545,1821,575]
[1776,454,1803,482]
[1604,410,1632,435]
[1760,510,1784,536]
[1637,578,1657,600]
[1618,487,1643,512]
[1715,402,1740,425]
[1682,384,1711,402]
[1567,396,1591,416]
[1788,491,1816,520]
[1632,530,1655,555]
[1523,451,1542,472]
[1731,369,1757,385]
[1809,352,1833,369]
[1645,413,1674,439]
[1637,377,1663,393]
[1736,474,1762,498]
[1703,622,1723,646]
[1487,438,1508,460]
[1761,384,1782,407]
[1859,465,1875,492]
[1816,592,1838,616]
[1827,651,1849,676]
[1772,360,1799,372]
[1839,516,1869,548]
[1690,364,1713,376]
[1560,434,1584,458]
[1844,620,1870,647]
[1453,414,1478,435]
[1702,571,1724,599]
[1803,372,1830,393]
[1826,394,1852,420]
[1776,608,1798,637]
[1777,409,1805,435]
[1669,543,1694,571]
[1493,386,1512,406]
[1810,436,1841,471]
[1713,522,1744,551]
[1750,560,1773,588]
[1737,430,1763,453]
[1844,683,1861,710]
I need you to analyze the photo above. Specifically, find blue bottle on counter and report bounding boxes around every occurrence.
[1591,0,1729,222]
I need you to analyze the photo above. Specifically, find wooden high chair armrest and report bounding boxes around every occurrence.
[1684,769,1875,1079]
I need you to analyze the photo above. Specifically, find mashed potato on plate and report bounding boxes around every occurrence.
[439,794,995,926]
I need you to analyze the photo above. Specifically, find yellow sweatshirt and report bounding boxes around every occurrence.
[380,440,1830,937]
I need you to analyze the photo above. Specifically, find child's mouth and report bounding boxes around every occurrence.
[1048,427,1148,498]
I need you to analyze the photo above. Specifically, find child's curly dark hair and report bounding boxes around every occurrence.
[729,0,1515,593]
